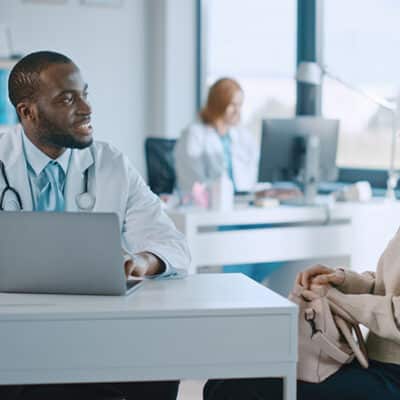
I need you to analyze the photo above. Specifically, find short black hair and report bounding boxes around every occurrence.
[8,51,74,108]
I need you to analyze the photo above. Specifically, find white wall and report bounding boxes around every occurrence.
[164,0,197,137]
[0,0,197,176]
[0,0,147,174]
[146,0,197,138]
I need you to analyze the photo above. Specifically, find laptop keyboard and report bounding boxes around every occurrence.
[126,280,141,290]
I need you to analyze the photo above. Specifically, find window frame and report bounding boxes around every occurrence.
[198,0,394,188]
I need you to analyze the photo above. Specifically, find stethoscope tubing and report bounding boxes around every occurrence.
[0,160,24,211]
[0,159,95,211]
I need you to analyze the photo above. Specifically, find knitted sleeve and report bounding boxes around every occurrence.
[336,269,376,294]
[328,238,400,343]
[327,288,400,344]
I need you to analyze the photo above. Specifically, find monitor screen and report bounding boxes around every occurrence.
[258,117,339,184]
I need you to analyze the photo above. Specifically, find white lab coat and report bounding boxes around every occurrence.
[0,126,190,271]
[174,122,259,193]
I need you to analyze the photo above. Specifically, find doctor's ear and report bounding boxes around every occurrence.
[16,102,38,123]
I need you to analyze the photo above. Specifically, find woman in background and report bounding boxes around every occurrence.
[175,78,258,194]
[175,78,282,283]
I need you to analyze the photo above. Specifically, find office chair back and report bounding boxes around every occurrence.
[145,137,177,195]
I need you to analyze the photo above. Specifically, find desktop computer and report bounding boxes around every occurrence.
[258,117,339,204]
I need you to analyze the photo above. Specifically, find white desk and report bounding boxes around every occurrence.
[169,204,353,275]
[168,201,400,295]
[0,274,298,400]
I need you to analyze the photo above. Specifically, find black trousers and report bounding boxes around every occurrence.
[204,360,400,400]
[0,381,179,400]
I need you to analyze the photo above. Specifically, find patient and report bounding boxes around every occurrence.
[204,228,400,399]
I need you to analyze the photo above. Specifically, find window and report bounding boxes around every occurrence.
[0,63,17,126]
[324,0,400,170]
[203,0,296,138]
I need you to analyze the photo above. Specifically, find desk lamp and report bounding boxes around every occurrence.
[296,61,398,200]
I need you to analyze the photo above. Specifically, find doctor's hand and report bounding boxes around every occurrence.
[296,264,345,289]
[255,187,302,201]
[124,252,166,278]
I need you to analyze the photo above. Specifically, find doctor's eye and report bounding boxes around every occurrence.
[61,95,74,105]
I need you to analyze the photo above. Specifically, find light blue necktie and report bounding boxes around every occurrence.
[220,133,236,190]
[36,161,65,212]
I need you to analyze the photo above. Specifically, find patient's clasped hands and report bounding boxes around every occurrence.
[295,264,346,300]
[296,264,345,289]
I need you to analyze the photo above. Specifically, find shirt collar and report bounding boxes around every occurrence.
[22,131,71,176]
[219,132,231,144]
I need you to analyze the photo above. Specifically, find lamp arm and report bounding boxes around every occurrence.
[388,110,398,185]
[322,67,396,111]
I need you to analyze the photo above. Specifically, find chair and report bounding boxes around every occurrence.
[145,137,177,195]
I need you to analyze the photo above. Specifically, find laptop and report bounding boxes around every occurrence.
[0,212,143,295]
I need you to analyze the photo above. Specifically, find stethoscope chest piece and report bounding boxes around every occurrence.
[76,192,96,211]
[75,164,96,211]
[0,153,97,212]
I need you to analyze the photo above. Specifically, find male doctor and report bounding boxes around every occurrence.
[0,51,190,400]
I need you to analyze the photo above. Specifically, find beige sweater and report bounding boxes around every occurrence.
[327,228,400,365]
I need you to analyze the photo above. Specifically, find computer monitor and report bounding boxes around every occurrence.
[258,117,339,204]
[259,117,339,182]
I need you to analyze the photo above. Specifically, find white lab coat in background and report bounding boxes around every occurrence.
[174,122,259,193]
[0,126,190,271]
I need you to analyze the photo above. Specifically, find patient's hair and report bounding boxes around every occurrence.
[8,51,73,109]
[200,78,242,125]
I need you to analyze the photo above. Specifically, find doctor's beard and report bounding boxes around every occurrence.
[36,110,93,150]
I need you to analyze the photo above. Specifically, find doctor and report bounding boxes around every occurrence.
[0,51,189,400]
[175,78,285,283]
[174,78,258,194]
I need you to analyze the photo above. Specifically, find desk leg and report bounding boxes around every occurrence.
[283,365,296,400]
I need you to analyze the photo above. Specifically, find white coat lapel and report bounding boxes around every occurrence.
[64,146,94,211]
[0,127,33,211]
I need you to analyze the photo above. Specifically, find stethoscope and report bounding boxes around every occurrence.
[0,159,96,211]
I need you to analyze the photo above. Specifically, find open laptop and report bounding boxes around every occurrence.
[0,212,143,295]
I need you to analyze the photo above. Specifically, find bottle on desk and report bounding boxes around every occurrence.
[209,172,234,211]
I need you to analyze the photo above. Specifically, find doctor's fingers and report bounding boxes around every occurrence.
[129,265,147,277]
[126,259,148,277]
[124,260,134,278]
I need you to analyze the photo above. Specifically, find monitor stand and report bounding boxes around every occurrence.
[284,134,320,206]
[302,134,320,205]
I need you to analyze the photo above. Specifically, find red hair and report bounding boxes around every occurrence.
[200,78,242,125]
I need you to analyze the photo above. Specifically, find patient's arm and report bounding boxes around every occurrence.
[327,287,400,344]
[335,269,376,294]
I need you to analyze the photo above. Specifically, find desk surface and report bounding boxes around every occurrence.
[0,274,294,319]
[168,203,359,272]
[0,274,297,399]
[168,200,400,275]
[168,202,353,226]
[168,198,392,220]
